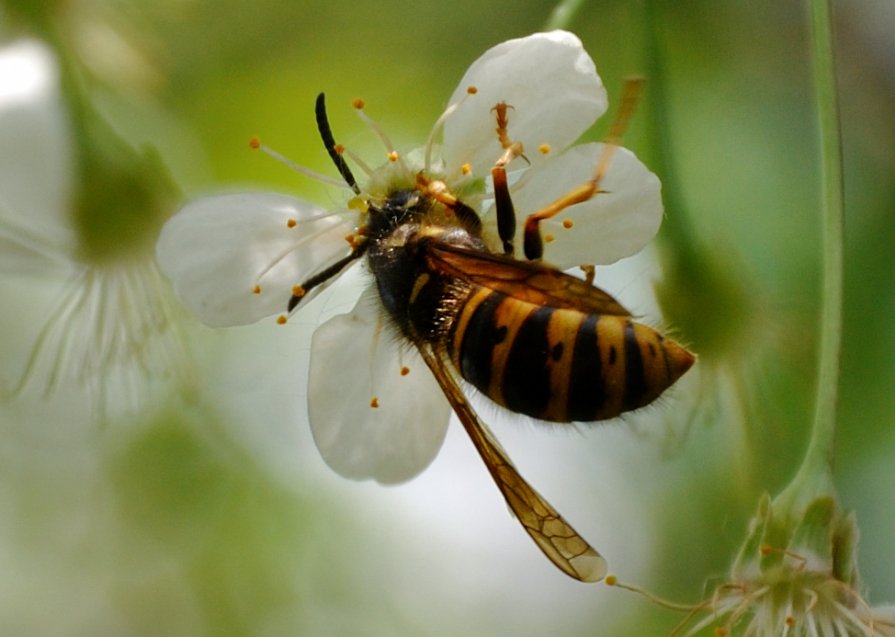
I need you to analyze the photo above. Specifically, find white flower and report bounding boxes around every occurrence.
[156,30,663,483]
[0,38,187,420]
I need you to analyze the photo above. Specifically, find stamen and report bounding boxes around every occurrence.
[424,89,477,173]
[276,315,288,325]
[387,150,399,163]
[340,146,375,177]
[400,366,410,376]
[370,396,379,409]
[461,163,472,175]
[562,219,574,229]
[291,285,306,299]
[286,218,297,228]
[252,284,262,295]
[538,143,551,155]
[353,100,396,154]
[252,139,350,188]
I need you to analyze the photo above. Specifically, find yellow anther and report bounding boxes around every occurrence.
[248,136,261,149]
[544,233,555,243]
[461,163,472,175]
[562,218,574,229]
[252,284,262,295]
[276,315,288,325]
[604,575,617,586]
[286,218,297,228]
[348,196,369,212]
[538,143,551,155]
[333,143,345,155]
[387,150,399,162]
[466,86,478,94]
[291,285,306,298]
[370,396,379,408]
[400,366,410,376]
[352,98,365,110]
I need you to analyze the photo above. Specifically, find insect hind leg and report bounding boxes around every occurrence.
[490,102,526,256]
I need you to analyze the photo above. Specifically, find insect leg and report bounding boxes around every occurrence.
[287,242,368,312]
[490,102,525,256]
[522,78,645,261]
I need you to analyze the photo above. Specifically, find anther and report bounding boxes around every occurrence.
[249,136,261,149]
[252,284,262,295]
[466,86,478,94]
[291,285,306,298]
[400,366,410,376]
[387,150,399,162]
[562,219,574,229]
[461,163,472,175]
[333,143,345,155]
[286,218,297,228]
[370,396,379,408]
[352,98,365,110]
[276,315,288,325]
[538,143,551,155]
[544,233,555,243]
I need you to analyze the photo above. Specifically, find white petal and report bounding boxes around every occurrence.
[0,39,76,264]
[443,31,607,178]
[155,192,355,327]
[506,143,662,269]
[309,287,451,484]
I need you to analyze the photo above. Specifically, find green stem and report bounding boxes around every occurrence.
[782,0,844,503]
[544,0,588,30]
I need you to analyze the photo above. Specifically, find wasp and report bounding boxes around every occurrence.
[285,88,694,583]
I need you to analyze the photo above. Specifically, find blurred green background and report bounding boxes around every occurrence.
[1,0,893,635]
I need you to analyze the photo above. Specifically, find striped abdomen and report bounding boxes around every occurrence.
[448,287,694,423]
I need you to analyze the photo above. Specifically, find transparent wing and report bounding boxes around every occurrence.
[308,286,452,484]
[416,343,607,583]
[426,240,630,316]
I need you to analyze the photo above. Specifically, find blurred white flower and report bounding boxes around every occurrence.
[675,494,895,637]
[0,38,188,420]
[156,30,663,484]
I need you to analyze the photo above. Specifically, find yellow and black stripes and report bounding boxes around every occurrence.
[447,287,694,423]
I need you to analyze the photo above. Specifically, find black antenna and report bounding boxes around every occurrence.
[316,93,361,194]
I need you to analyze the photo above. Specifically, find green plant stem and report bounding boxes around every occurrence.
[544,0,588,30]
[782,0,844,503]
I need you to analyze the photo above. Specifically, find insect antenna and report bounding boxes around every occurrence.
[316,92,361,194]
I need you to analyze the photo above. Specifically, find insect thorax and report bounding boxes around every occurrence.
[366,189,483,344]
